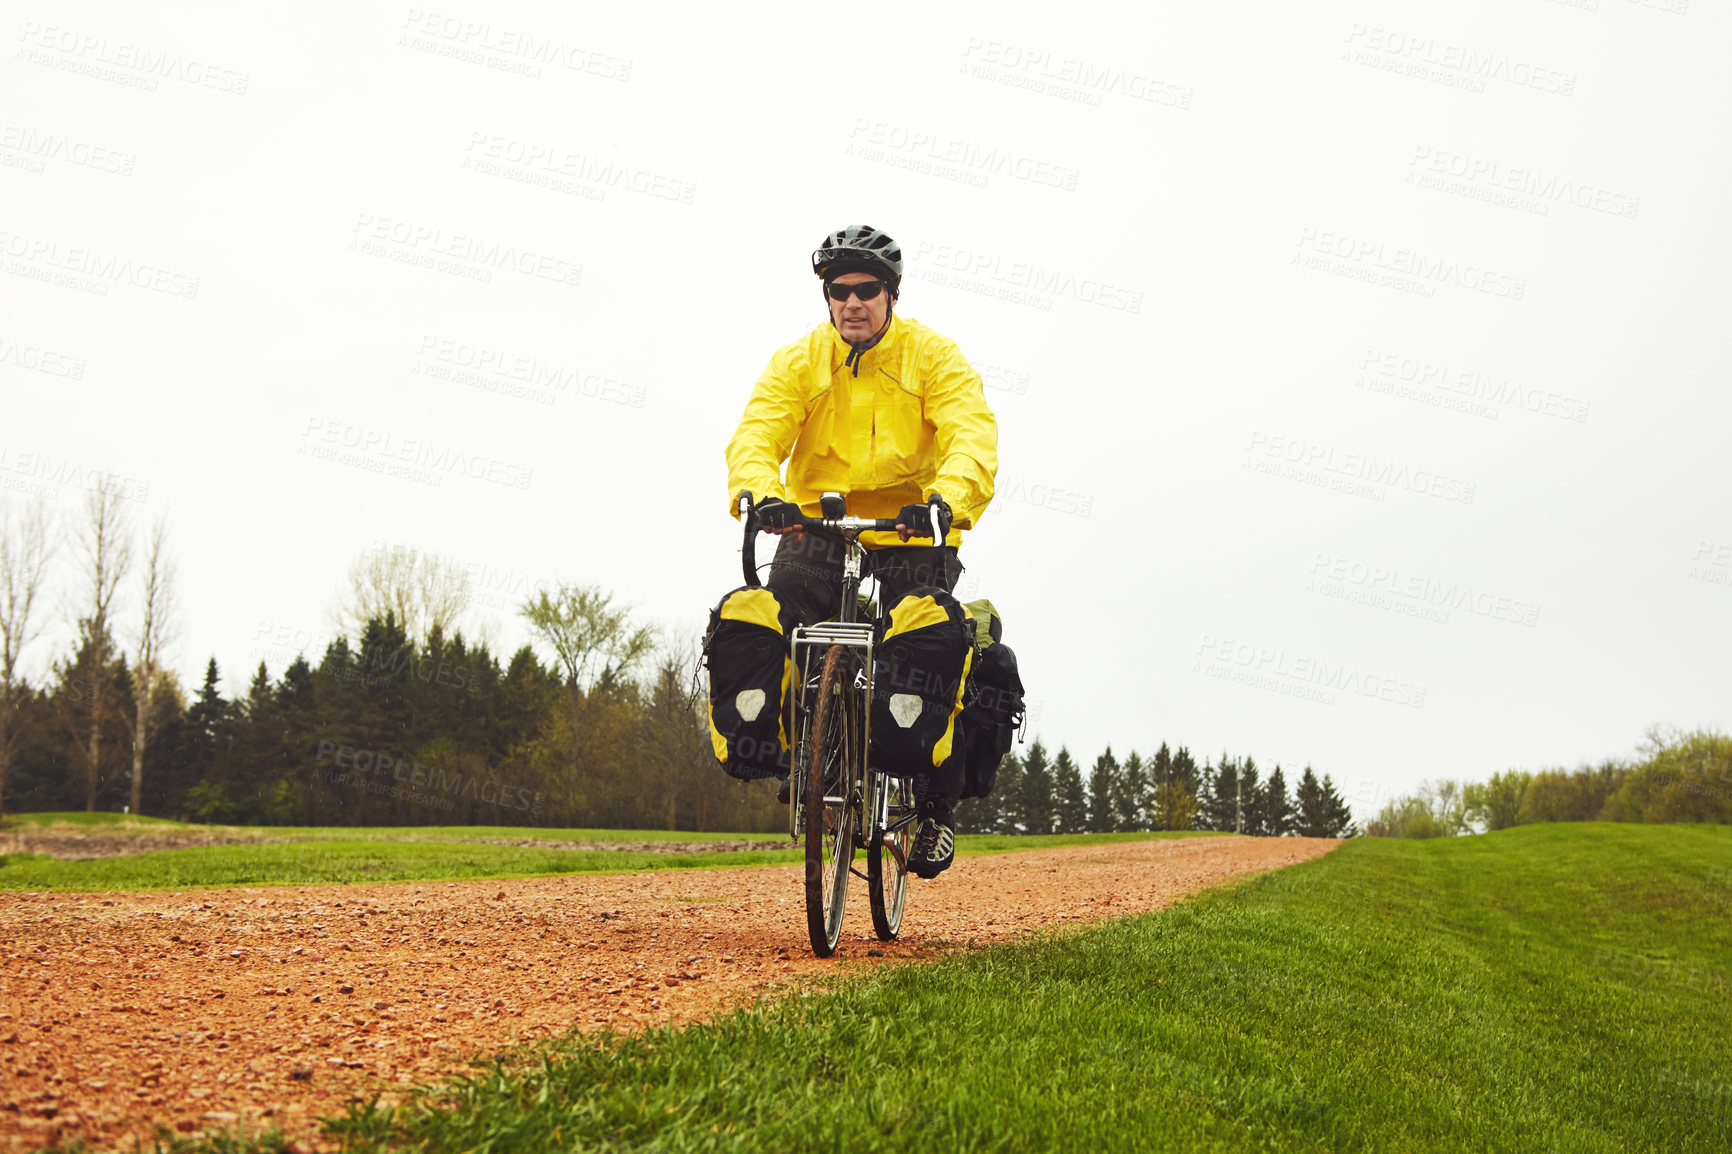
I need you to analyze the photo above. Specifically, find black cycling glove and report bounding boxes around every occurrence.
[896,493,952,540]
[755,497,802,531]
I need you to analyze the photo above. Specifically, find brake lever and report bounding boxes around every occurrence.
[738,490,760,587]
[929,495,951,543]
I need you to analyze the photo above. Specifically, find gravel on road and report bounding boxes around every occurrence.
[0,834,1338,1151]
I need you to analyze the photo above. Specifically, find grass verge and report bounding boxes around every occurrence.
[0,840,804,891]
[0,816,1214,892]
[206,822,1732,1152]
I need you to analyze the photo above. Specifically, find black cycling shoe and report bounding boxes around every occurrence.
[776,775,791,805]
[909,815,956,878]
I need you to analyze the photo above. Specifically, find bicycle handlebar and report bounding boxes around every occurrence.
[737,491,948,588]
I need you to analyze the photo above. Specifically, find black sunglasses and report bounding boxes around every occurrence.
[824,280,888,302]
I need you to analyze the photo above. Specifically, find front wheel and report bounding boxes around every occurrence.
[868,773,913,940]
[804,645,855,957]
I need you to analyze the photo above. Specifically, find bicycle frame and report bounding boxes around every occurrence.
[735,491,944,846]
[735,490,945,952]
[787,613,875,840]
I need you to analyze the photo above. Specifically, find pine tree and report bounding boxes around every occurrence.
[1151,742,1172,799]
[992,751,1026,834]
[1087,747,1118,833]
[1318,773,1357,836]
[954,791,991,834]
[1114,751,1149,831]
[1295,766,1326,836]
[1172,746,1200,829]
[1019,740,1053,835]
[1193,756,1216,830]
[1151,742,1200,831]
[1262,764,1295,836]
[1052,747,1087,833]
[1240,756,1262,835]
[178,658,234,822]
[1202,752,1239,832]
[273,656,317,822]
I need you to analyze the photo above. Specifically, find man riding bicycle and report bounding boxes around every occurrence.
[709,224,999,878]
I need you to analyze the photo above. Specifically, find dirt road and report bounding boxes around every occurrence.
[0,835,1337,1151]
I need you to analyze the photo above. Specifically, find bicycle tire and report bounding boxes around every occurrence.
[868,773,912,940]
[804,644,855,956]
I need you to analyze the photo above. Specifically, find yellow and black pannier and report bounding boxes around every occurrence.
[870,587,974,778]
[702,587,790,781]
[956,599,1025,800]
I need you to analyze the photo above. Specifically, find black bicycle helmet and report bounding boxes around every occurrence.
[812,224,903,293]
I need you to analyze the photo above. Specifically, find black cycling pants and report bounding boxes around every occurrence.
[764,529,963,628]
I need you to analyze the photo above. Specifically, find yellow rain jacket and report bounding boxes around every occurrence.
[725,315,998,549]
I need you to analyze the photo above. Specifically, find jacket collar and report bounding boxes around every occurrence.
[828,313,901,373]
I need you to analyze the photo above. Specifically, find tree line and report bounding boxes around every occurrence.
[0,489,1358,836]
[956,742,1356,837]
[1364,727,1731,837]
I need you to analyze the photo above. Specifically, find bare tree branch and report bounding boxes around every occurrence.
[334,543,472,644]
[128,517,178,814]
[73,481,132,812]
[0,499,55,816]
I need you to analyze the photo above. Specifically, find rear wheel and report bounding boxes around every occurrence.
[803,644,855,957]
[868,773,913,940]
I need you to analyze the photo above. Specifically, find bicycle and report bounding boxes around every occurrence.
[737,490,949,957]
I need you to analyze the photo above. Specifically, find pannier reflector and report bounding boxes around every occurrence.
[889,694,922,728]
[736,688,766,722]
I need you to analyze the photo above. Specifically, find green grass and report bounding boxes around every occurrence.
[0,812,1218,891]
[0,811,776,842]
[212,823,1730,1153]
[0,811,188,829]
[0,840,810,891]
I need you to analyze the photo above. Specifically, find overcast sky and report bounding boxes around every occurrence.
[5,0,1726,820]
